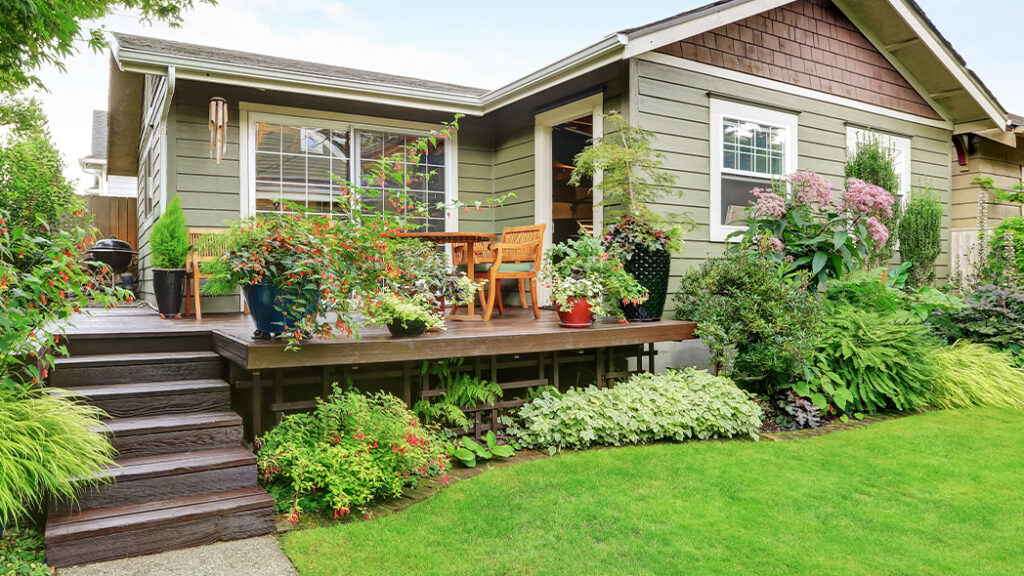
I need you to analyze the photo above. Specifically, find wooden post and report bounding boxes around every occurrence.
[251,370,262,437]
[402,361,412,406]
[552,351,560,391]
[596,348,606,388]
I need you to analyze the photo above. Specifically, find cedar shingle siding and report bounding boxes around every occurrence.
[654,0,941,120]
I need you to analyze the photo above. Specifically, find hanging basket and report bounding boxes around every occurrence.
[622,246,671,322]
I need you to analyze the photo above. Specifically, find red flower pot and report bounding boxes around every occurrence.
[557,297,594,328]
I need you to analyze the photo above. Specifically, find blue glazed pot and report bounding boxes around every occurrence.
[242,280,319,335]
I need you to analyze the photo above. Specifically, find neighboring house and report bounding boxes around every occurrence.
[78,110,137,197]
[104,0,1012,314]
[949,114,1024,274]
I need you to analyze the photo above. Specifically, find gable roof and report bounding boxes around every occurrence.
[107,0,1010,170]
[112,33,489,99]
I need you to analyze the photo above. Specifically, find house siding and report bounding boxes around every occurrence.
[136,75,167,306]
[634,56,954,283]
[654,0,941,120]
[951,136,1024,230]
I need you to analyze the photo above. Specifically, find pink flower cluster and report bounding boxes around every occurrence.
[756,234,786,253]
[750,188,787,219]
[843,178,895,218]
[864,216,890,246]
[789,170,835,210]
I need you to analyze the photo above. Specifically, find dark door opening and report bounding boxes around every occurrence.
[551,115,593,246]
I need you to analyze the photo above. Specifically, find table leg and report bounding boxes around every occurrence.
[449,240,483,322]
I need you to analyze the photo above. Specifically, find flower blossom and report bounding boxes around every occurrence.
[843,178,895,218]
[865,216,890,246]
[789,170,835,210]
[750,188,787,219]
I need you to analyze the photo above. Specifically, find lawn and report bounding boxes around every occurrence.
[282,409,1024,576]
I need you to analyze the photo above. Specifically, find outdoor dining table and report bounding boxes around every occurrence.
[396,231,499,321]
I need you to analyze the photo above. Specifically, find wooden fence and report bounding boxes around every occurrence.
[85,195,137,249]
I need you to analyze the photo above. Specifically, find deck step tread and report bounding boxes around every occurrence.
[60,379,228,399]
[46,487,273,543]
[100,411,242,436]
[102,448,256,482]
[53,351,221,368]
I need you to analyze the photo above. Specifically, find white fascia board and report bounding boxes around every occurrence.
[479,35,626,112]
[886,0,1007,129]
[622,0,794,58]
[114,47,485,116]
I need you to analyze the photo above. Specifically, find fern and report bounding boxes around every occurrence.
[415,359,503,430]
[816,303,939,412]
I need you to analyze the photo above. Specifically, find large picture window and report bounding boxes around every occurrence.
[247,112,450,232]
[709,99,798,242]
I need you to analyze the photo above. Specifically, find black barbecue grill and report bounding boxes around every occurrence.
[86,238,137,275]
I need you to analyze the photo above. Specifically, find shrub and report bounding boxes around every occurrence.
[928,342,1024,410]
[824,268,961,321]
[0,388,115,528]
[899,189,943,289]
[0,527,51,576]
[734,170,895,287]
[811,303,939,412]
[505,369,763,452]
[846,134,901,268]
[0,96,88,237]
[256,386,449,523]
[930,284,1024,365]
[673,251,821,393]
[149,196,189,269]
[984,217,1024,281]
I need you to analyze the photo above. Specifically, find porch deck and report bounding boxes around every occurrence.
[65,308,697,371]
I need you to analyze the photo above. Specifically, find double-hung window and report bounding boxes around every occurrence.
[846,126,911,206]
[709,99,798,242]
[248,112,450,232]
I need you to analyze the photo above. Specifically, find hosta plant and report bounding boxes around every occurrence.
[256,386,449,523]
[450,431,516,468]
[505,369,763,452]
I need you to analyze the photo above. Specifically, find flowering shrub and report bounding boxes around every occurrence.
[735,170,895,287]
[505,369,763,452]
[256,386,449,523]
[542,234,647,318]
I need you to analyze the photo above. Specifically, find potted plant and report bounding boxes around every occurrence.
[386,237,484,317]
[569,112,694,322]
[149,196,189,318]
[542,234,647,328]
[361,291,444,337]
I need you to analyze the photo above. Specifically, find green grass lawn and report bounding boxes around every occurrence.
[282,409,1024,576]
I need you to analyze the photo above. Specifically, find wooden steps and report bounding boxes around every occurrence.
[61,379,230,418]
[45,343,274,568]
[50,351,222,386]
[46,488,275,567]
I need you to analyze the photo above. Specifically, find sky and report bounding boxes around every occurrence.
[27,0,1024,192]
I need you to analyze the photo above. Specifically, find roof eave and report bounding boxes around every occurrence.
[113,43,486,116]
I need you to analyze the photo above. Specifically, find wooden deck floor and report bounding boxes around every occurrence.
[66,307,697,370]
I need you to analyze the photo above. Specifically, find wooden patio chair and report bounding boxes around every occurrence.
[478,223,546,322]
[185,227,234,320]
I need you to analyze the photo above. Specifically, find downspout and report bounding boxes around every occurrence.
[159,66,175,214]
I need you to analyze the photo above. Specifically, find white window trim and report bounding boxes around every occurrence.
[845,126,912,206]
[238,103,458,232]
[709,98,798,243]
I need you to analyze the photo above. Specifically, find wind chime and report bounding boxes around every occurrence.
[209,97,228,164]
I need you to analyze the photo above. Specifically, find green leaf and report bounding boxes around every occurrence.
[453,447,476,467]
[840,415,850,423]
[810,393,828,410]
[854,412,866,420]
[483,430,497,450]
[811,251,828,277]
[491,445,515,458]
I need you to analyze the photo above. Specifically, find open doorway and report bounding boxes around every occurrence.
[551,116,593,246]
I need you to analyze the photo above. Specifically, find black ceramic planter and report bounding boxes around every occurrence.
[623,246,671,322]
[153,268,186,318]
[387,320,427,338]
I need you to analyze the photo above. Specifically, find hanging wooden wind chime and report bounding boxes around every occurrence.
[209,97,228,164]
